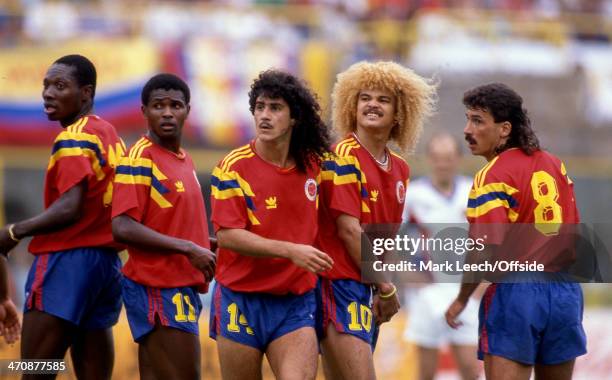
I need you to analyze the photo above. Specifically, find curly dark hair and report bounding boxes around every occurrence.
[249,70,331,172]
[463,83,540,155]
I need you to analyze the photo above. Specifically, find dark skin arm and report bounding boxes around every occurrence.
[0,178,85,342]
[336,213,400,325]
[209,236,218,253]
[0,180,87,255]
[0,256,20,344]
[112,215,216,282]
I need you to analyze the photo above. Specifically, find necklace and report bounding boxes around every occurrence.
[375,150,389,166]
[352,132,389,167]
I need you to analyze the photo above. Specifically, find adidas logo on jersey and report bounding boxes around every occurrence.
[370,189,379,202]
[265,196,277,209]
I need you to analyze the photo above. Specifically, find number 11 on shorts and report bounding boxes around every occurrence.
[172,292,196,322]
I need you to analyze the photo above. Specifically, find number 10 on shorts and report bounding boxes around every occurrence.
[348,302,372,332]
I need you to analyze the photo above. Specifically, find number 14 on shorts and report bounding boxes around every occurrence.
[227,302,254,335]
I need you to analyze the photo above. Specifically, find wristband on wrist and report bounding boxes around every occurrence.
[7,224,20,243]
[379,284,397,299]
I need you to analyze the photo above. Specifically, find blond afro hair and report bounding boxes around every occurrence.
[331,61,437,153]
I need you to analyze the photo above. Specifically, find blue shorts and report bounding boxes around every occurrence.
[315,278,378,347]
[479,282,587,365]
[24,247,122,329]
[209,283,316,351]
[121,276,202,342]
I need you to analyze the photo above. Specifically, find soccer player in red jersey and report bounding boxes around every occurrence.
[112,73,215,380]
[210,70,334,379]
[316,61,437,379]
[445,83,586,380]
[0,55,125,379]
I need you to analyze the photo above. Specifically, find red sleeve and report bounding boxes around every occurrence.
[111,155,151,222]
[210,165,249,231]
[321,155,367,221]
[48,130,102,195]
[467,165,518,244]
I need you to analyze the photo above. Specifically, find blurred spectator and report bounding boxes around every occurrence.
[0,6,22,47]
[23,0,78,42]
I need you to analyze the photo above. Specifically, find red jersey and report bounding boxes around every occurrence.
[210,142,321,295]
[29,115,125,254]
[318,134,410,281]
[467,148,579,269]
[112,136,209,289]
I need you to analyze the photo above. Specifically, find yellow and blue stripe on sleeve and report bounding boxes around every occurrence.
[467,182,519,222]
[211,166,260,225]
[114,156,172,208]
[47,121,107,180]
[321,155,370,214]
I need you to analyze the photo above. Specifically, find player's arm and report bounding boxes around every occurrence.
[336,213,400,324]
[216,228,333,273]
[0,256,20,344]
[325,155,397,292]
[445,244,495,328]
[0,255,10,304]
[336,213,362,266]
[209,236,218,252]
[0,180,86,254]
[112,214,215,281]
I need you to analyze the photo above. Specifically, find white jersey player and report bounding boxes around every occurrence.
[402,132,482,380]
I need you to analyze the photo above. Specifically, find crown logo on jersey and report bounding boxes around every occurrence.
[175,181,185,192]
[265,196,277,209]
[370,189,379,202]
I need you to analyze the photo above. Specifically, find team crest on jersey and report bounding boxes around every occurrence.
[396,180,406,204]
[304,178,317,201]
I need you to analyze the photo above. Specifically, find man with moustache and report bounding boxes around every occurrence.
[446,83,586,380]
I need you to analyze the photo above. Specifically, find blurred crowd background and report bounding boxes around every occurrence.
[0,0,611,378]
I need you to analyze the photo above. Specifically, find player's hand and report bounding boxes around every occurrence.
[373,283,400,325]
[445,298,467,329]
[0,299,20,344]
[0,227,19,256]
[186,244,216,282]
[287,244,333,273]
[209,236,218,253]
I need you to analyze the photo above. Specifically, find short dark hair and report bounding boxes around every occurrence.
[54,54,97,99]
[463,83,539,155]
[248,70,331,172]
[141,73,190,105]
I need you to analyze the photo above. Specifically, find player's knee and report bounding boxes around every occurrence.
[277,364,318,380]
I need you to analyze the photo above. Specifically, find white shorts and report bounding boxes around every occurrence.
[404,284,479,348]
